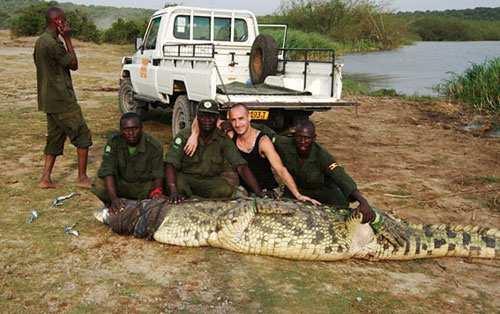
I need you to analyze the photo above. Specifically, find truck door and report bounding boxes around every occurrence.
[134,16,162,99]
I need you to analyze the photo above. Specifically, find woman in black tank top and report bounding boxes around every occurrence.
[234,132,278,192]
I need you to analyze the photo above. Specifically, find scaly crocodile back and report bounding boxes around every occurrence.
[359,211,499,260]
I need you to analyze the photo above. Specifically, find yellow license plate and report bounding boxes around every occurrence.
[250,110,269,120]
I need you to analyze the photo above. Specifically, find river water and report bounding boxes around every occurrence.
[340,41,500,96]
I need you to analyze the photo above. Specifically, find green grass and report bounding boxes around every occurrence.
[342,76,370,95]
[436,58,500,114]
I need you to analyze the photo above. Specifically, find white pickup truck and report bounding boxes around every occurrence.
[119,6,352,134]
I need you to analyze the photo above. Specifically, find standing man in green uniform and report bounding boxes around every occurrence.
[274,120,375,223]
[34,7,92,188]
[92,113,165,213]
[165,100,263,203]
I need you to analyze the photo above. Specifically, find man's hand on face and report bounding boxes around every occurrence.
[353,200,375,224]
[109,198,125,215]
[56,18,72,38]
[168,191,185,204]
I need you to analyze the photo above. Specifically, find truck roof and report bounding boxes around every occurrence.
[152,5,257,18]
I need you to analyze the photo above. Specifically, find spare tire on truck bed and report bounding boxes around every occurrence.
[249,34,279,84]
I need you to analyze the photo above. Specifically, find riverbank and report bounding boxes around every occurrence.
[341,41,500,99]
[1,31,499,312]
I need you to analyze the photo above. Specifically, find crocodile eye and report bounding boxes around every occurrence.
[232,219,238,224]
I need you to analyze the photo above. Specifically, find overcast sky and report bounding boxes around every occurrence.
[62,0,500,15]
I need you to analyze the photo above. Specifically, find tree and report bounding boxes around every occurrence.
[9,1,101,43]
[103,18,141,44]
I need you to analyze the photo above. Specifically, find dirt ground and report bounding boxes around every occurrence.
[0,30,499,313]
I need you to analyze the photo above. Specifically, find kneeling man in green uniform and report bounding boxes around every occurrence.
[165,100,263,203]
[92,113,165,213]
[275,120,375,223]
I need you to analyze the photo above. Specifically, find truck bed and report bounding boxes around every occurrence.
[217,81,310,96]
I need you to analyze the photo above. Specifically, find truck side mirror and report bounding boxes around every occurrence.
[135,37,144,51]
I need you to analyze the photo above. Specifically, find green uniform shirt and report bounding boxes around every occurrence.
[34,28,79,113]
[97,132,164,182]
[165,128,246,177]
[274,136,357,197]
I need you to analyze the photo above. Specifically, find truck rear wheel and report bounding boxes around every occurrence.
[172,95,195,136]
[249,34,278,84]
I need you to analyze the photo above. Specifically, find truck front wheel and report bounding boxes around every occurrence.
[118,78,140,114]
[172,95,195,136]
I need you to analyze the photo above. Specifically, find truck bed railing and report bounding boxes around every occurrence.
[278,48,336,97]
[163,43,215,59]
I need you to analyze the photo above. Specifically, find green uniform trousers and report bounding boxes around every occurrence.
[45,109,92,156]
[91,177,153,204]
[174,173,235,199]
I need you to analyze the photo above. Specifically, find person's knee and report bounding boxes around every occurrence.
[44,143,64,156]
[221,170,239,187]
[299,185,349,207]
[320,187,349,208]
[60,110,92,149]
[172,174,192,197]
[211,181,234,198]
[69,122,92,149]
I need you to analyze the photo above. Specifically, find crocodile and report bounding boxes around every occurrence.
[94,198,499,261]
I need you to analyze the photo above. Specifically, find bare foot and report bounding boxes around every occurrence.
[39,179,57,189]
[76,176,92,189]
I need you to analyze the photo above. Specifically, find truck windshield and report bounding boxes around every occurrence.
[144,17,162,49]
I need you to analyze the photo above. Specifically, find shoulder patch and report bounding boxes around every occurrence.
[104,145,111,154]
[172,137,183,149]
[328,162,339,171]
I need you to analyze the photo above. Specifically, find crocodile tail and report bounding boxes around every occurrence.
[366,214,499,260]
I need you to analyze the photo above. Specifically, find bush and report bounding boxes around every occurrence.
[103,18,144,44]
[9,1,101,43]
[65,9,101,43]
[263,0,411,50]
[410,16,500,41]
[411,17,472,41]
[259,27,381,55]
[0,10,10,29]
[9,2,53,37]
[436,58,500,114]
